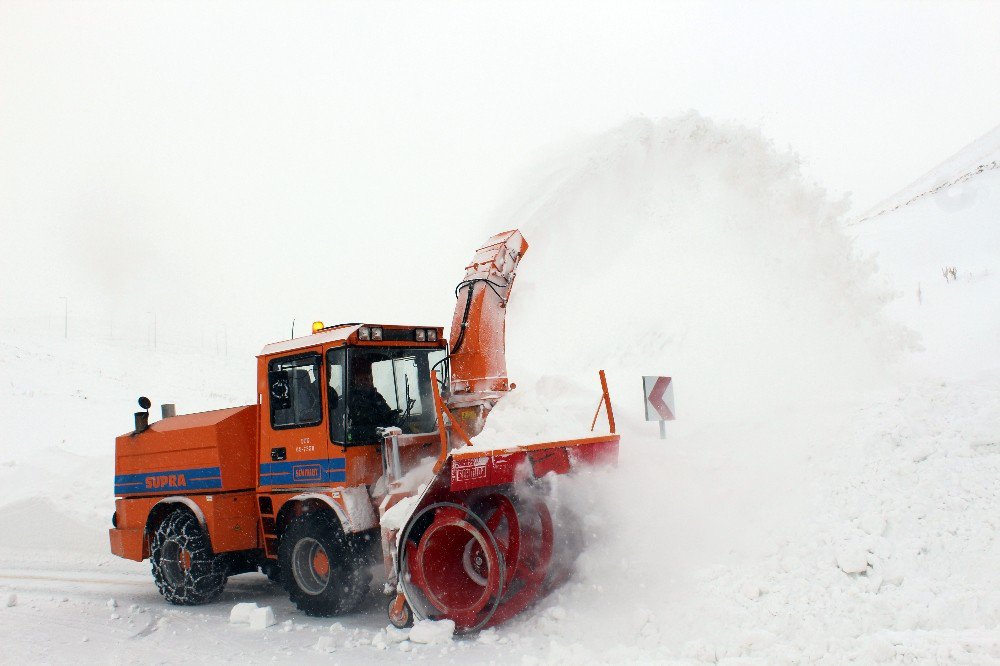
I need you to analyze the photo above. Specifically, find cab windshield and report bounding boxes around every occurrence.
[328,347,447,445]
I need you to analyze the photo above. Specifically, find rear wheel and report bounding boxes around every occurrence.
[150,510,228,605]
[278,512,368,616]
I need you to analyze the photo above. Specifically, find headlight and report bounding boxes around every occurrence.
[358,326,371,340]
[415,329,426,342]
[371,327,383,341]
[427,329,438,342]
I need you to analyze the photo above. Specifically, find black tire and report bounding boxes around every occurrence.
[278,512,368,616]
[150,510,228,605]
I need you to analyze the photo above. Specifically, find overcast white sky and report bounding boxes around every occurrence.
[2,1,998,353]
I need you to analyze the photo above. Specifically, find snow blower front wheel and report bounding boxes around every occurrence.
[150,510,228,605]
[388,593,414,629]
[278,512,367,616]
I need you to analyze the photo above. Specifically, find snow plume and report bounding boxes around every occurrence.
[471,114,938,660]
[492,113,910,424]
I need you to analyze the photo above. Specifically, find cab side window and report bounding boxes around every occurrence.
[268,354,322,429]
[327,347,347,443]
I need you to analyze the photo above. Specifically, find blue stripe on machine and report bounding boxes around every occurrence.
[259,458,347,486]
[114,466,222,495]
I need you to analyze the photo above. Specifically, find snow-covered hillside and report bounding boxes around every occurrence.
[1,116,997,664]
[859,123,1000,223]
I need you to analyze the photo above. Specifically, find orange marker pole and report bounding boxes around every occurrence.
[599,369,615,434]
[590,396,604,432]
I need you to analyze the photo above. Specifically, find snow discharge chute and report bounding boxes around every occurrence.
[445,229,528,438]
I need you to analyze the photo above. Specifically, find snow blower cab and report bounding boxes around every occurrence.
[110,229,619,633]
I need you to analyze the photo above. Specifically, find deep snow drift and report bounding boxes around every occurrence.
[1,114,998,663]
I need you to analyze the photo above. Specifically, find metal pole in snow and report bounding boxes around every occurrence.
[659,420,666,439]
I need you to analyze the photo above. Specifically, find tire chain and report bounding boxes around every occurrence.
[151,511,227,605]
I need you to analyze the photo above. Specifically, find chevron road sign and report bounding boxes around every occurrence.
[643,376,675,438]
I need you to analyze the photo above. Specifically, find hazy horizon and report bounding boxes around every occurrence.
[3,1,998,356]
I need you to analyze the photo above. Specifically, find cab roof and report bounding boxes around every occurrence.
[258,323,445,357]
[259,324,361,357]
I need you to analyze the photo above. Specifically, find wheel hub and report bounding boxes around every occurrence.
[291,537,331,595]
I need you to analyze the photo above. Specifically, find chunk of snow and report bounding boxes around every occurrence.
[860,513,886,535]
[546,605,567,621]
[384,626,410,644]
[477,628,499,644]
[739,582,761,599]
[380,495,421,533]
[836,547,870,574]
[408,618,455,644]
[6,593,17,607]
[106,598,117,609]
[372,626,410,650]
[340,485,377,531]
[314,636,337,653]
[391,455,437,494]
[229,602,258,624]
[248,606,276,630]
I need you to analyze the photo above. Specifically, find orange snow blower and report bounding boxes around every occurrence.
[109,229,619,632]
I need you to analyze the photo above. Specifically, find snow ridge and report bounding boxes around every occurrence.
[857,159,1000,224]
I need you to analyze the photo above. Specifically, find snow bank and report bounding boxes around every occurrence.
[853,168,1000,378]
[0,332,251,554]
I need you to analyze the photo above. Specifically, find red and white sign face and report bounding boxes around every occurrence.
[643,376,675,421]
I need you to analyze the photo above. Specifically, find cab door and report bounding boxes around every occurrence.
[259,350,335,490]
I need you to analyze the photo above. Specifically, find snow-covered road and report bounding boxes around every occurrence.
[2,114,999,663]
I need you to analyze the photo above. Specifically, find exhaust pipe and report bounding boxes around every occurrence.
[133,396,152,435]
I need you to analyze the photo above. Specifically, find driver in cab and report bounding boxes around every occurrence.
[347,358,398,443]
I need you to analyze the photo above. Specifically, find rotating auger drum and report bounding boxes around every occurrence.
[384,431,616,633]
[398,489,555,631]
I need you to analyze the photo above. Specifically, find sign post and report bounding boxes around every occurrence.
[643,376,675,439]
